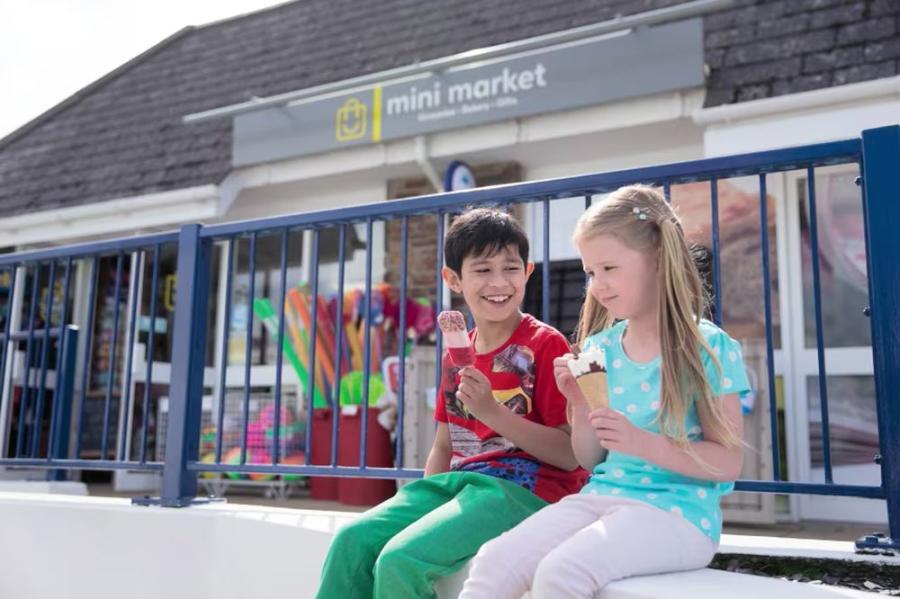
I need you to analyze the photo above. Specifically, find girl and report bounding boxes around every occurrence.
[459,185,750,598]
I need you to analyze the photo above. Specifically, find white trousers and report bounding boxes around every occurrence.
[458,493,716,599]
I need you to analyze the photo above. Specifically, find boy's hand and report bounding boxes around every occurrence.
[553,354,588,408]
[456,367,498,420]
[590,407,648,457]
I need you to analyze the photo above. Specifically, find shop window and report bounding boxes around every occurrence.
[228,231,305,366]
[797,170,869,349]
[670,178,781,344]
[807,375,878,476]
[522,259,585,339]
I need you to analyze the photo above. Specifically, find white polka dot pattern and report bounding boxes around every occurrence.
[579,318,750,543]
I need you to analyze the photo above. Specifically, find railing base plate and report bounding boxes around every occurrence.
[855,533,900,555]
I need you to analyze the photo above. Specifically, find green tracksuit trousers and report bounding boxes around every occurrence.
[315,471,547,599]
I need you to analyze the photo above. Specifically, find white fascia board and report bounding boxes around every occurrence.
[0,184,220,247]
[693,75,900,126]
[222,87,706,198]
[693,76,900,156]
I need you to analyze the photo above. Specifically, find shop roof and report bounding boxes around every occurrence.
[0,0,897,219]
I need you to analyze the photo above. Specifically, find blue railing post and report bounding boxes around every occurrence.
[150,224,211,507]
[856,125,900,552]
[48,326,78,481]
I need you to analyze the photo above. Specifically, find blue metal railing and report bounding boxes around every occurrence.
[1,232,179,472]
[0,126,897,551]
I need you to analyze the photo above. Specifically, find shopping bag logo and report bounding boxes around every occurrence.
[335,97,368,141]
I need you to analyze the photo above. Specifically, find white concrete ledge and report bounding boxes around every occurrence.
[0,492,884,599]
[436,553,878,598]
[0,480,88,495]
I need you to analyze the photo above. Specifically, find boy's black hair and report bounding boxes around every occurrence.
[443,207,530,274]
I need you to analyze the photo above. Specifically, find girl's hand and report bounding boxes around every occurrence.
[456,367,498,420]
[590,407,648,457]
[553,355,588,408]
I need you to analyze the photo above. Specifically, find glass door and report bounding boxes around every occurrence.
[783,166,886,523]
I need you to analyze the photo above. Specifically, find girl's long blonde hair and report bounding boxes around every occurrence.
[573,185,742,460]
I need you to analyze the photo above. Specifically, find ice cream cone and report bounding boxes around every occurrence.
[567,349,608,410]
[575,371,608,410]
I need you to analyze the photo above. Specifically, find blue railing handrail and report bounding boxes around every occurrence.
[0,231,179,267]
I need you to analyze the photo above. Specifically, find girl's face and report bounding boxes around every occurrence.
[578,233,659,323]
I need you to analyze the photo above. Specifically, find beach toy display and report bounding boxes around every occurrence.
[253,283,435,409]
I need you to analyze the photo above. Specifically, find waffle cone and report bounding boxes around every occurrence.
[575,372,608,410]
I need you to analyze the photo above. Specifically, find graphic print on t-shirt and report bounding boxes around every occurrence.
[434,314,589,503]
[444,344,535,420]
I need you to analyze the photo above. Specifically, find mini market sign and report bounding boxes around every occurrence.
[233,19,703,167]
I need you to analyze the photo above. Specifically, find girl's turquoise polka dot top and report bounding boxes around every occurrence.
[580,319,751,542]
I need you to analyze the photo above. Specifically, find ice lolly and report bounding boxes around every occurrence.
[438,310,475,367]
[567,349,609,410]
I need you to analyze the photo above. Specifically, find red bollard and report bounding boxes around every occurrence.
[337,407,396,506]
[309,408,338,500]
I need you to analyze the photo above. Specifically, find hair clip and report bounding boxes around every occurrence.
[632,206,648,220]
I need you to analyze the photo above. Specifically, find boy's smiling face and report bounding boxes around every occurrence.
[442,244,534,327]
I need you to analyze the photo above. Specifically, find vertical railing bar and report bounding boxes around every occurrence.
[157,223,210,506]
[31,260,57,457]
[214,239,234,463]
[330,224,347,468]
[584,196,593,291]
[542,198,551,325]
[0,266,19,457]
[272,229,289,465]
[74,257,99,459]
[857,126,900,548]
[758,174,782,482]
[118,251,142,461]
[434,212,445,407]
[304,229,320,466]
[806,166,834,484]
[47,257,73,462]
[16,263,41,458]
[395,216,409,469]
[100,253,124,461]
[360,218,374,469]
[664,181,672,204]
[140,244,161,463]
[241,233,257,465]
[47,325,78,479]
[710,177,723,325]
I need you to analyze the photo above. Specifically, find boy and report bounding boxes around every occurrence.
[316,208,584,599]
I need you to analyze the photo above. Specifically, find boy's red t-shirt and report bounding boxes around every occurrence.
[434,313,587,503]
